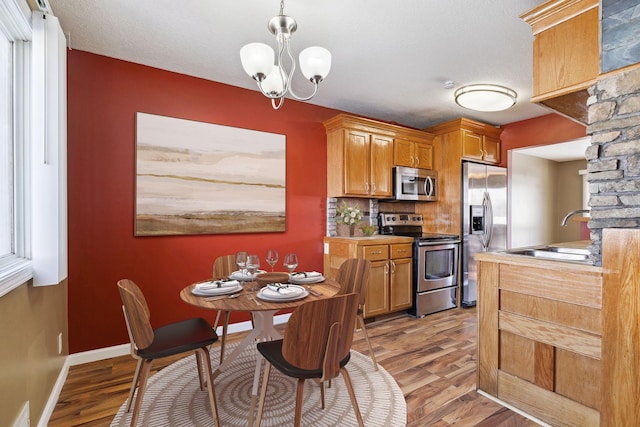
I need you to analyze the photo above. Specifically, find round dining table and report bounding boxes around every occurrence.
[180,279,340,425]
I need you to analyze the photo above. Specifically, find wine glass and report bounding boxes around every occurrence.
[235,251,248,278]
[246,254,260,291]
[266,249,279,272]
[283,253,298,275]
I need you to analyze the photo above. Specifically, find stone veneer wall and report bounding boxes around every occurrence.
[586,66,640,266]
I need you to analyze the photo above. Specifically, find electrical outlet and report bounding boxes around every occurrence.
[58,332,63,354]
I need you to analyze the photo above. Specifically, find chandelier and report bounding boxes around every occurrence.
[239,0,332,110]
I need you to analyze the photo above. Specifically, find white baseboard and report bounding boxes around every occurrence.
[39,312,292,425]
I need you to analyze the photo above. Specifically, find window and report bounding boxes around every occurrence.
[1,34,11,257]
[0,0,32,297]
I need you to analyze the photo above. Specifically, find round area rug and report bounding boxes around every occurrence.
[111,343,406,426]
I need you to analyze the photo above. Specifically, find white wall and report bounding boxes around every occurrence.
[509,153,586,248]
[555,159,587,242]
[509,152,556,248]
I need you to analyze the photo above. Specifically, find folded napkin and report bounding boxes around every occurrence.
[291,271,322,278]
[266,283,298,295]
[195,279,240,291]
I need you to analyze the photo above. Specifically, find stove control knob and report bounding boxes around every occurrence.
[391,216,396,221]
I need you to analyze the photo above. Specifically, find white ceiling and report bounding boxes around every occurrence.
[45,0,556,131]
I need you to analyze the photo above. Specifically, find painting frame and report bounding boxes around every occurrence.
[135,112,286,236]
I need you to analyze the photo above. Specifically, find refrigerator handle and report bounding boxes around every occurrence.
[483,191,494,250]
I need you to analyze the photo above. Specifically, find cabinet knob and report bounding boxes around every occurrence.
[390,260,396,274]
[415,156,419,167]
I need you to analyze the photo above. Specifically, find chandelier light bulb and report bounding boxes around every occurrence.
[261,65,285,95]
[240,43,275,81]
[299,46,332,82]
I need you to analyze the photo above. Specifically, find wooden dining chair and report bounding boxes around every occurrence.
[117,279,220,427]
[335,258,377,369]
[255,293,364,427]
[212,254,237,363]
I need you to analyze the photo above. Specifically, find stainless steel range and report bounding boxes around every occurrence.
[379,213,460,317]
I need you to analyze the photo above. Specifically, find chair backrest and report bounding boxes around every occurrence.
[117,279,154,351]
[335,258,371,306]
[282,293,359,379]
[213,254,237,278]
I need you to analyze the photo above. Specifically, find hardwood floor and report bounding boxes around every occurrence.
[50,307,539,426]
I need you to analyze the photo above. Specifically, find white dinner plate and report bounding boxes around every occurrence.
[229,270,267,281]
[256,285,309,302]
[191,283,243,296]
[289,274,325,284]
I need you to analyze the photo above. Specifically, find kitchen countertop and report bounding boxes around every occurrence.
[324,235,413,244]
[476,240,600,271]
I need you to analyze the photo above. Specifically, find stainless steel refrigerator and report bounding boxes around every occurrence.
[461,161,507,307]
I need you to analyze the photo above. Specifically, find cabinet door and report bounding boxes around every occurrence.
[414,142,433,169]
[390,258,412,311]
[461,130,484,161]
[363,260,389,318]
[370,134,394,197]
[533,7,599,98]
[393,138,414,167]
[483,135,500,164]
[343,129,370,196]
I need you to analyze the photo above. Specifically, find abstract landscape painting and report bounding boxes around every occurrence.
[135,113,286,236]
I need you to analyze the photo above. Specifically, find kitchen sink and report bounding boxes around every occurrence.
[503,245,591,263]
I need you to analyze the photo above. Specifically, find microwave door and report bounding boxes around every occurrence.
[402,176,418,199]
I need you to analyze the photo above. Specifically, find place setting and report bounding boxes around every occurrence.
[190,278,243,297]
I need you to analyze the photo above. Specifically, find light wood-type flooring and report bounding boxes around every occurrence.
[50,307,539,426]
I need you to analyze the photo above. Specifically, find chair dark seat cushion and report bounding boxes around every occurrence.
[257,339,351,379]
[138,317,218,359]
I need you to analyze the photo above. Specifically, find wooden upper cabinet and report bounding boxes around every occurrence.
[483,136,500,164]
[414,142,434,169]
[521,0,599,124]
[394,138,434,169]
[370,134,394,197]
[343,129,371,196]
[461,130,483,161]
[461,129,501,165]
[324,114,434,197]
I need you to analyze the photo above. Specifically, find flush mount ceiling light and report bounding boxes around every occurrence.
[454,84,517,112]
[240,0,331,110]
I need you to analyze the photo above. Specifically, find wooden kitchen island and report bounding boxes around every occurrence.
[475,229,640,427]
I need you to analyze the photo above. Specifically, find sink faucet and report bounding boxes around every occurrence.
[561,209,590,226]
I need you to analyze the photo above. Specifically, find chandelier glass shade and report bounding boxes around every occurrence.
[454,84,517,112]
[240,1,331,110]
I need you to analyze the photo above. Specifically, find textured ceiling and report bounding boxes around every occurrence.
[46,0,555,130]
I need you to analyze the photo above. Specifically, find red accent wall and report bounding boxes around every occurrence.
[67,50,341,353]
[499,113,587,167]
[67,50,588,353]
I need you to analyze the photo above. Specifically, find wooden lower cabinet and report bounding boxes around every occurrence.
[323,236,413,319]
[476,250,604,427]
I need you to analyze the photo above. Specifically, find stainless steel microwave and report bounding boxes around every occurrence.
[393,166,438,201]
